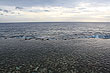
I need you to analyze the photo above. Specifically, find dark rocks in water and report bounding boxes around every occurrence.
[35,38,50,41]
[25,37,31,40]
[35,38,45,40]
[4,37,7,39]
[46,38,49,40]
[64,39,67,40]
[74,34,77,35]
[9,35,24,39]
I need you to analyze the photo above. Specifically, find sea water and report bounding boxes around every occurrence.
[0,22,110,40]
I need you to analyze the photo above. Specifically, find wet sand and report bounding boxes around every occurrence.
[0,39,110,73]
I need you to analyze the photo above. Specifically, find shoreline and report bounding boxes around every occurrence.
[0,39,110,73]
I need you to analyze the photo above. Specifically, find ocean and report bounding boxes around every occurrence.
[0,22,110,40]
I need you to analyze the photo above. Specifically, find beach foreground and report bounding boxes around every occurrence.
[0,39,110,73]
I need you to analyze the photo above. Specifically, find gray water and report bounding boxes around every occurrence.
[0,22,110,40]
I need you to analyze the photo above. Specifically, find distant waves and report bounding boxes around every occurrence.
[1,33,110,40]
[1,22,110,40]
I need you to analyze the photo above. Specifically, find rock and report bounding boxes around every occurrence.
[16,67,20,70]
[32,72,37,73]
[34,67,39,71]
[48,70,53,73]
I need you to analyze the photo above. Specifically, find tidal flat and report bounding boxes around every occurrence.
[0,39,110,73]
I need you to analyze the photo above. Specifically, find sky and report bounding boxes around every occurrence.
[0,0,110,22]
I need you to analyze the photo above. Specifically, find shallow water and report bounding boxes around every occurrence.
[0,22,110,40]
[0,39,110,73]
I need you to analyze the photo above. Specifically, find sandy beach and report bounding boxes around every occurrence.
[0,39,110,73]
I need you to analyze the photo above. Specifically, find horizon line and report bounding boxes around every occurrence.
[1,21,110,23]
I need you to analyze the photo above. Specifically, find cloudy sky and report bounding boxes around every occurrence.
[0,0,110,22]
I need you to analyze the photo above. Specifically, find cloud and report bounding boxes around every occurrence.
[0,13,3,15]
[78,8,86,10]
[0,9,10,13]
[0,7,22,16]
[44,10,50,12]
[0,9,3,11]
[0,0,110,22]
[15,7,24,10]
[3,10,9,13]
